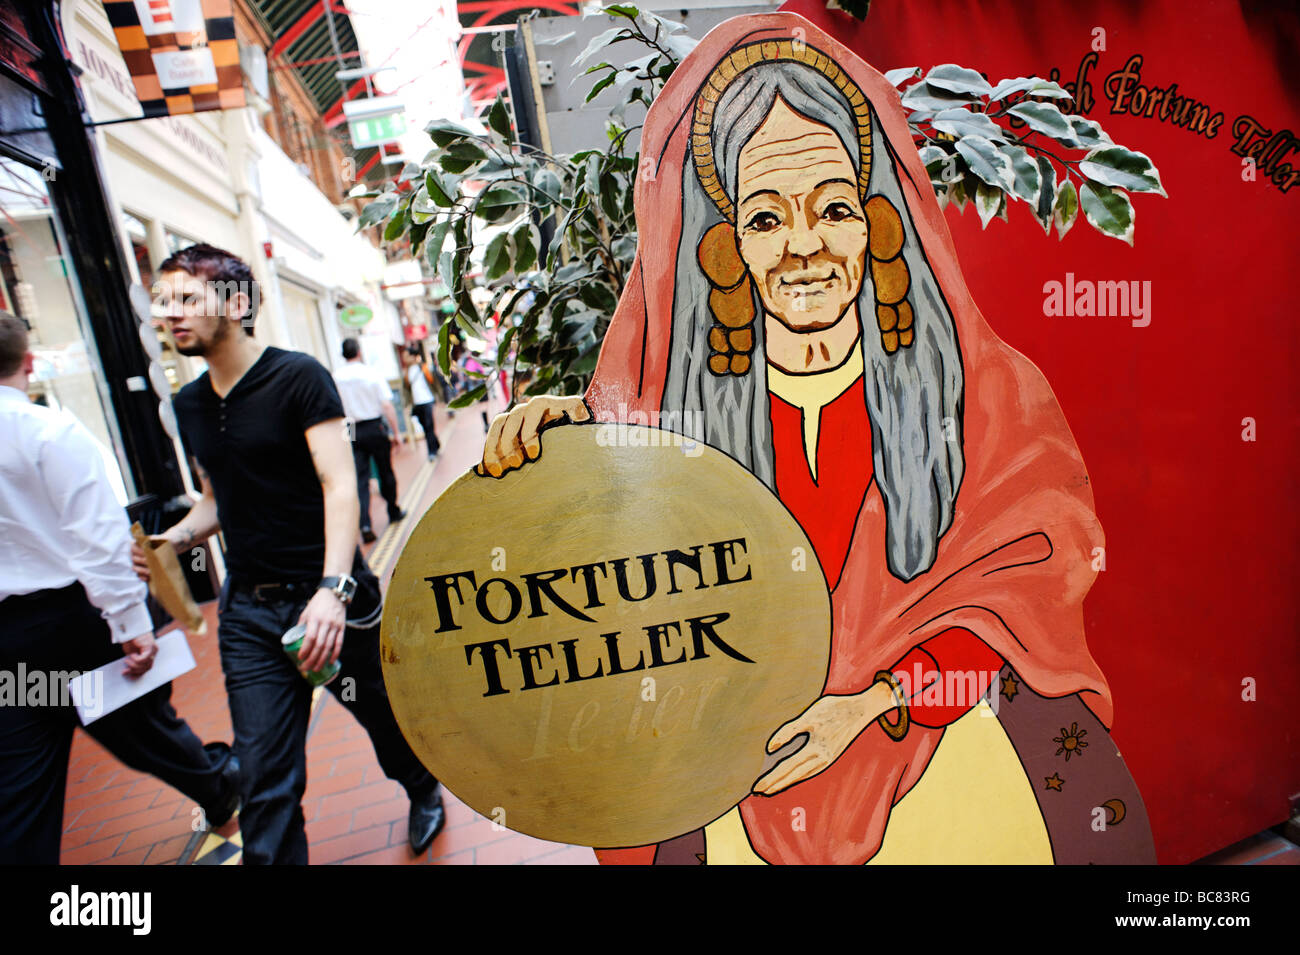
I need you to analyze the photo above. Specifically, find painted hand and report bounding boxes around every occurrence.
[476,395,591,478]
[751,693,875,796]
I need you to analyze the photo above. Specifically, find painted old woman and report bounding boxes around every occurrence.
[479,13,1154,864]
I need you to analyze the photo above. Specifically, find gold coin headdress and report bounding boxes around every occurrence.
[691,39,874,222]
[689,39,917,367]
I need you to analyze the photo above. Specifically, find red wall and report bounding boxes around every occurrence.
[780,0,1300,864]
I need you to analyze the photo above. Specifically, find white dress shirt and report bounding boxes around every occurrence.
[333,360,393,422]
[0,384,153,643]
[407,363,434,406]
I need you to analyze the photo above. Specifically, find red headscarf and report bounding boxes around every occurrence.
[586,12,1110,865]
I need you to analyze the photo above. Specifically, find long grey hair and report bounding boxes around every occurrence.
[660,59,965,582]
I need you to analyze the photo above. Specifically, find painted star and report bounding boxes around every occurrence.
[1000,673,1020,701]
[1044,773,1064,791]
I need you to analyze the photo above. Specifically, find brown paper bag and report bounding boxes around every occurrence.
[130,522,206,634]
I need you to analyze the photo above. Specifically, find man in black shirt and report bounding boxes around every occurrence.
[134,244,444,864]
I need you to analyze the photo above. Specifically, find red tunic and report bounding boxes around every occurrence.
[769,377,1002,727]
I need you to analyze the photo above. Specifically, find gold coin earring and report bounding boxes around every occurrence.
[865,195,916,354]
[697,222,756,376]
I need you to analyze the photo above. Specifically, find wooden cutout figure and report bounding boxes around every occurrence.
[479,12,1155,864]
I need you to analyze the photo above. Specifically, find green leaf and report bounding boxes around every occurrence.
[437,320,451,375]
[448,383,486,410]
[974,180,1001,228]
[383,207,408,243]
[439,141,487,175]
[1034,156,1056,233]
[496,325,517,365]
[1059,115,1112,150]
[426,218,452,267]
[573,27,628,68]
[425,171,454,207]
[485,232,511,281]
[409,187,438,224]
[487,94,513,145]
[1053,179,1079,240]
[948,176,969,212]
[925,64,993,97]
[989,77,1072,101]
[954,135,1015,190]
[884,67,921,87]
[586,71,617,103]
[1008,101,1073,140]
[357,192,397,229]
[532,167,562,202]
[901,81,978,112]
[932,107,1007,141]
[426,118,475,149]
[512,222,539,272]
[1078,145,1167,196]
[998,143,1041,203]
[1079,181,1134,244]
[603,3,640,18]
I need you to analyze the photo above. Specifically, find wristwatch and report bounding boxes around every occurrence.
[319,574,358,606]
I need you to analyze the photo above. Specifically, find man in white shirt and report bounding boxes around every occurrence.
[0,313,240,864]
[333,338,404,543]
[403,345,440,461]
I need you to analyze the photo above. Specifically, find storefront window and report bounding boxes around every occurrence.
[0,157,131,502]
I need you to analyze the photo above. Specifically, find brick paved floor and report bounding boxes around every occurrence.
[59,402,596,865]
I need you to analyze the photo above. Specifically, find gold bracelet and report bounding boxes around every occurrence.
[873,670,910,742]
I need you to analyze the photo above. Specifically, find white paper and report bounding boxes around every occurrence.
[70,630,197,725]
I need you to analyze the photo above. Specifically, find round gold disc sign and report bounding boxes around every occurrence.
[381,424,830,847]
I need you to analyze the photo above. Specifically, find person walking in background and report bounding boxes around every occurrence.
[0,312,240,864]
[136,245,444,865]
[403,345,440,461]
[334,339,405,544]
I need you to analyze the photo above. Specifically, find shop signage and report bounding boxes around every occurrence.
[381,425,831,847]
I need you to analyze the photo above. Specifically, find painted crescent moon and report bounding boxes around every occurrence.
[1102,798,1127,825]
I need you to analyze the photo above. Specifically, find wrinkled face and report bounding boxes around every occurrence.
[156,270,244,356]
[735,97,868,332]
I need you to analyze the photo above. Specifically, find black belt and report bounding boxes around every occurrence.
[228,578,319,601]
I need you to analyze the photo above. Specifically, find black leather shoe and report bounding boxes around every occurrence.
[361,527,377,543]
[205,753,241,828]
[408,787,445,854]
[388,508,407,523]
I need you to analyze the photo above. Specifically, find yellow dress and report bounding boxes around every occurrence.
[702,663,1053,864]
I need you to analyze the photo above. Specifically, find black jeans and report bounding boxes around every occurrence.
[0,584,233,864]
[352,418,400,530]
[412,402,440,458]
[217,555,436,865]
